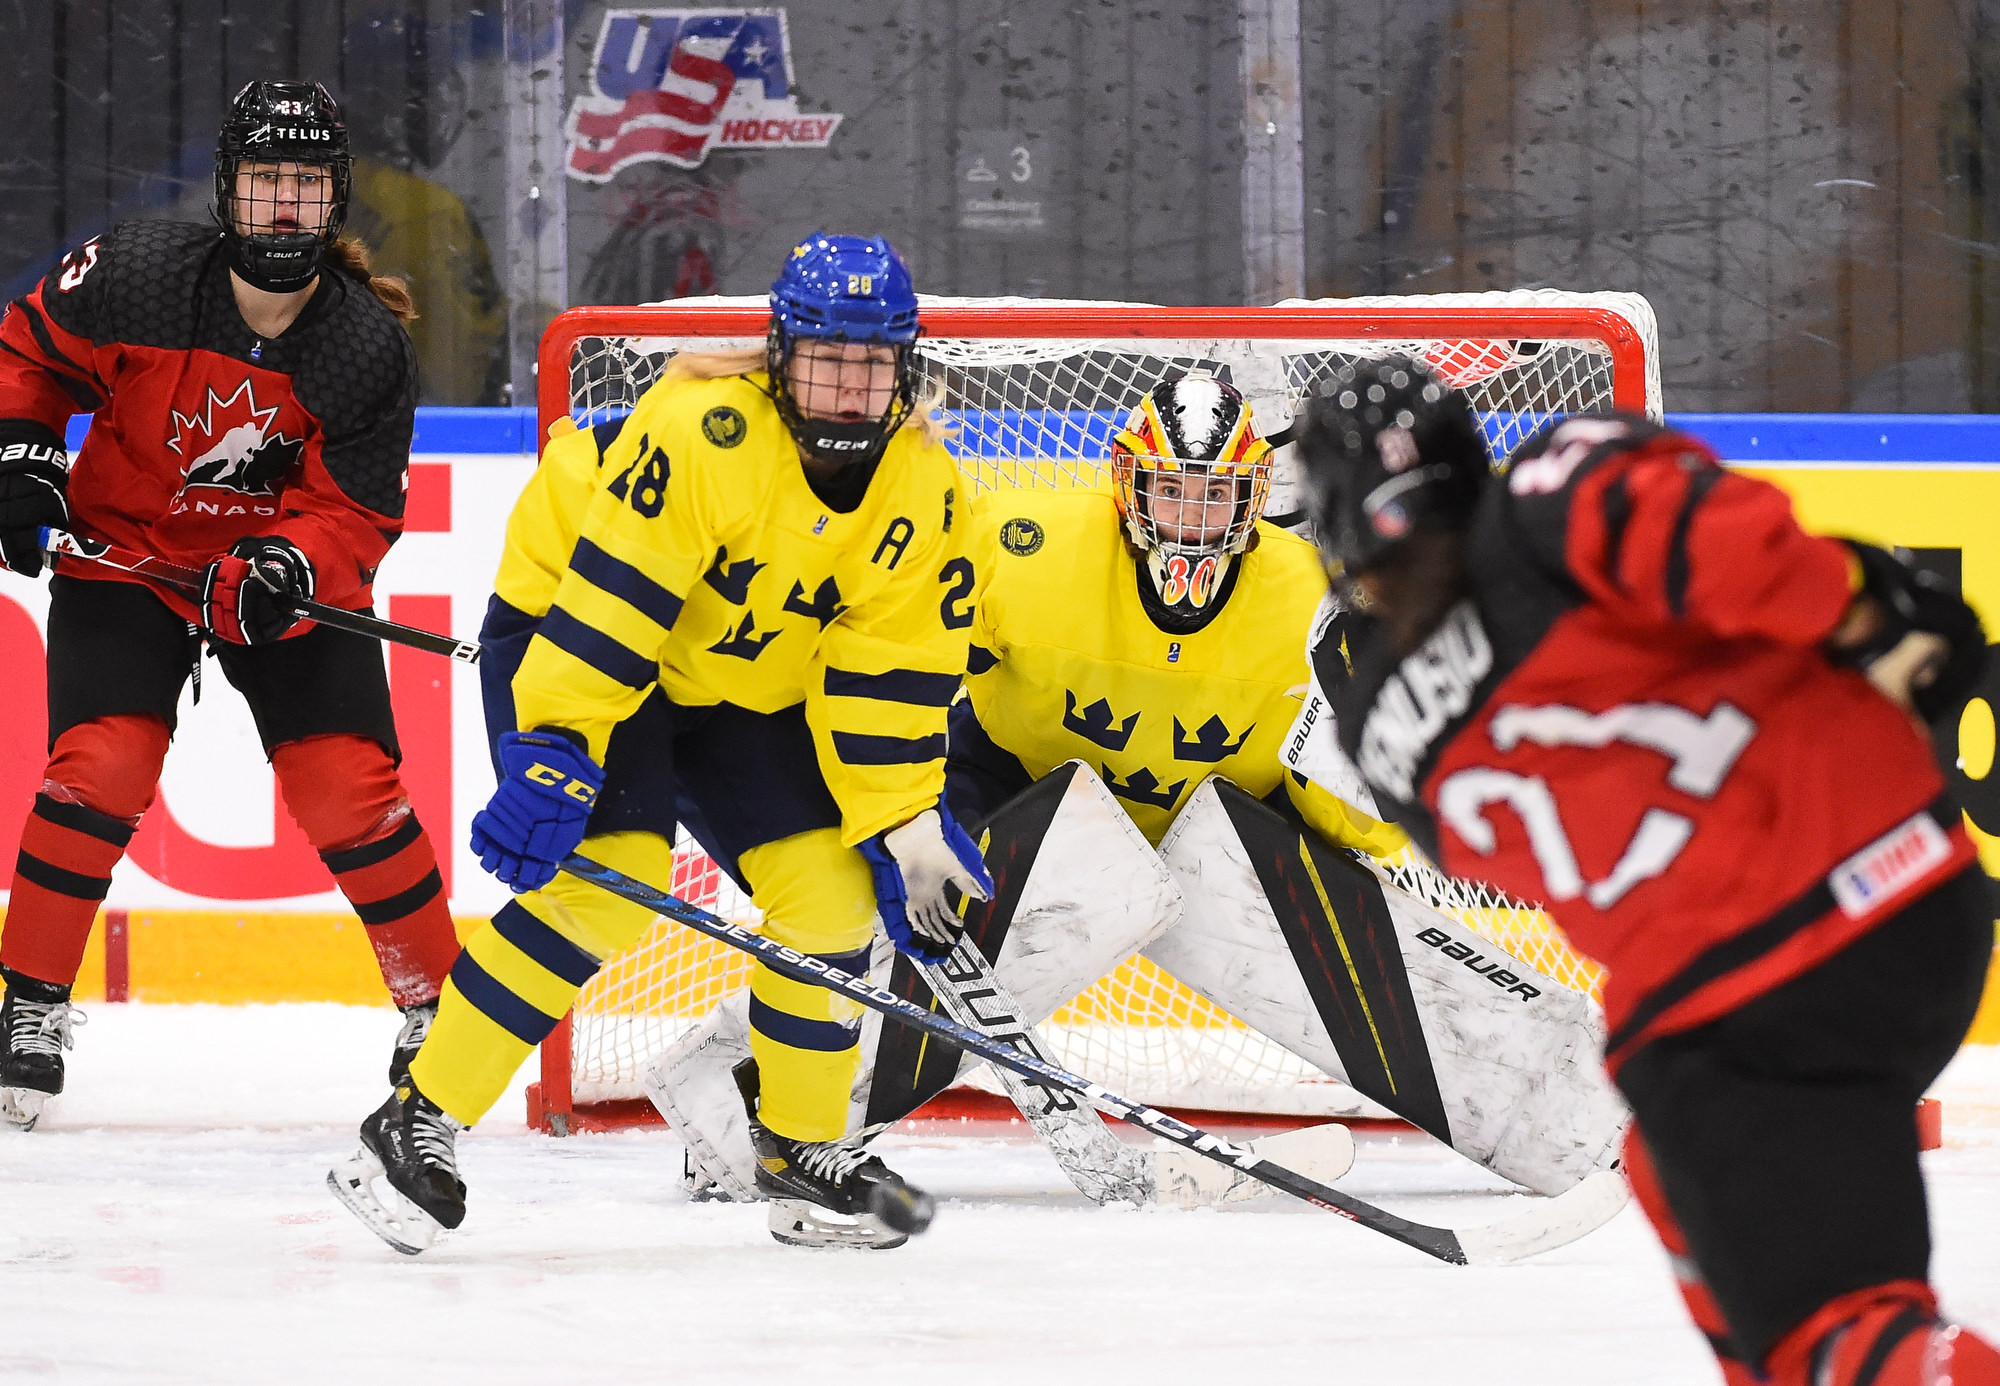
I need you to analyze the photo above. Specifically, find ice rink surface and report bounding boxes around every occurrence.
[2,1005,1995,1385]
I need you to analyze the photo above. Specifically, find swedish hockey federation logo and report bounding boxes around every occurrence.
[701,406,748,447]
[167,379,303,501]
[998,516,1044,556]
[565,10,844,181]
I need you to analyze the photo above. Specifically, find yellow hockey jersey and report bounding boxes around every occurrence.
[965,489,1402,852]
[511,372,971,845]
[491,418,621,619]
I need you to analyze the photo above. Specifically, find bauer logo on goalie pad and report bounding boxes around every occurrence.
[1411,926,1543,1002]
[565,10,846,180]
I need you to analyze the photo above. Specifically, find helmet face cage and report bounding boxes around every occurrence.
[1112,376,1273,558]
[214,81,353,293]
[766,233,921,468]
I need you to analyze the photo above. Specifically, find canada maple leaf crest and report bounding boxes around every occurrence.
[168,379,303,496]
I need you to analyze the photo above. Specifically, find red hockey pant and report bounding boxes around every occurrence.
[1,715,458,1007]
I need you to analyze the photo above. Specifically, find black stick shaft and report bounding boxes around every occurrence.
[559,852,1470,1266]
[41,528,482,664]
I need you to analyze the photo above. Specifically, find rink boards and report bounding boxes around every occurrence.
[0,408,1993,1039]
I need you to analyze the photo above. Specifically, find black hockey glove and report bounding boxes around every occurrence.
[0,422,71,579]
[202,536,316,645]
[1836,541,1988,725]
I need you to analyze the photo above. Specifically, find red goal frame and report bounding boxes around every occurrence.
[523,298,1657,1136]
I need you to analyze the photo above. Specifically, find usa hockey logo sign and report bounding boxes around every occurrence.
[565,9,844,181]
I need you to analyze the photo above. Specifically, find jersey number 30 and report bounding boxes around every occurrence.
[1435,700,1756,910]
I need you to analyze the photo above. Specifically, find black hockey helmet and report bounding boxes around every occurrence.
[213,80,353,293]
[1295,355,1489,575]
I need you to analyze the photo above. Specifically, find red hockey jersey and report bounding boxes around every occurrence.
[1325,419,1976,1066]
[0,220,416,621]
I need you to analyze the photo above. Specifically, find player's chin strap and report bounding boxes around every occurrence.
[560,851,1630,1266]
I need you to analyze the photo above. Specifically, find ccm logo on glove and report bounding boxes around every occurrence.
[469,729,606,892]
[523,762,599,805]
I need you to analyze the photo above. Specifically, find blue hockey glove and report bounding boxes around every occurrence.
[859,802,994,962]
[469,729,605,892]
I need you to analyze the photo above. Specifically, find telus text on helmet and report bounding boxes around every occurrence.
[246,126,334,144]
[1356,601,1493,803]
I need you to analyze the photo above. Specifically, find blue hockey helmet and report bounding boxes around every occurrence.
[769,233,920,345]
[766,233,922,480]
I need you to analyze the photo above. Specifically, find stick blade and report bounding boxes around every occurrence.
[1454,1169,1630,1266]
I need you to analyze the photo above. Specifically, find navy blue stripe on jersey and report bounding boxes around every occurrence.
[967,645,999,676]
[748,995,859,1052]
[832,730,947,766]
[538,605,659,689]
[490,900,602,987]
[589,417,628,459]
[824,667,961,707]
[1600,475,1634,591]
[568,537,685,631]
[449,951,562,1045]
[1665,466,1724,618]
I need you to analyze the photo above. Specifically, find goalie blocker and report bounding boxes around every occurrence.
[647,762,1624,1200]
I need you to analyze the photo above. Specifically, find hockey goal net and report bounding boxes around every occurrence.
[526,292,1661,1133]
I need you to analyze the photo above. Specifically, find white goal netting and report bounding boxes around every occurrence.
[547,291,1654,1114]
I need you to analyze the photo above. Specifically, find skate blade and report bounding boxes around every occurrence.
[327,1148,449,1256]
[766,1198,909,1250]
[1153,1123,1358,1209]
[0,1086,49,1132]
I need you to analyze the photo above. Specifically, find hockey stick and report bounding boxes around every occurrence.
[561,852,1629,1266]
[918,940,1154,1206]
[39,528,482,664]
[918,940,1356,1209]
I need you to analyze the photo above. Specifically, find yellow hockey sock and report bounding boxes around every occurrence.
[737,828,878,1141]
[409,831,676,1126]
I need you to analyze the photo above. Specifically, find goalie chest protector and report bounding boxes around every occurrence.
[965,488,1325,844]
[1324,427,1973,1062]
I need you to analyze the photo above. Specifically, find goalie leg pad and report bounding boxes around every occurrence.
[644,994,760,1200]
[1152,778,1626,1195]
[648,762,1182,1189]
[861,760,1183,1128]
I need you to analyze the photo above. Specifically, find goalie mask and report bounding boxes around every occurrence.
[213,80,352,294]
[1111,374,1273,621]
[1295,356,1488,577]
[767,233,921,475]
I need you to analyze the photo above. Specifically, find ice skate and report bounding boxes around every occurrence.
[328,1083,466,1255]
[748,1116,935,1250]
[386,998,437,1088]
[1,989,84,1132]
